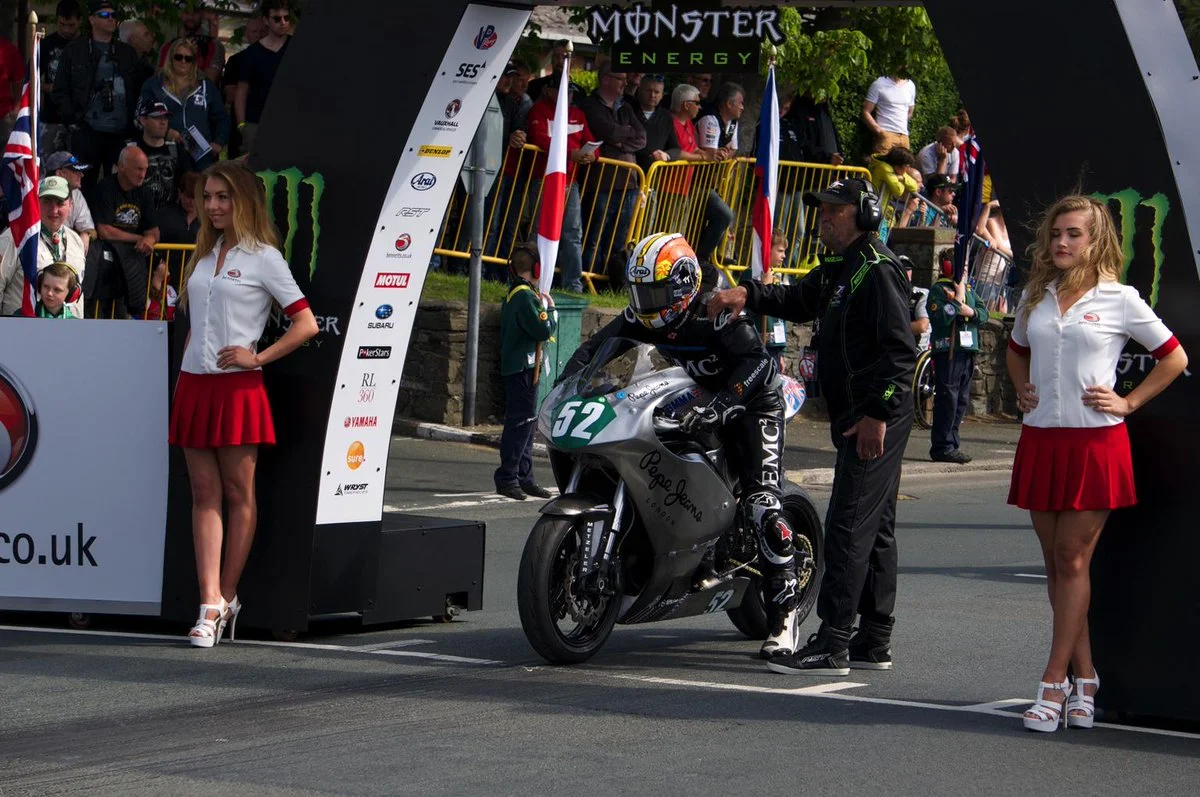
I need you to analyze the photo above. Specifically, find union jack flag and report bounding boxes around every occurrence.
[0,82,40,317]
[954,133,984,282]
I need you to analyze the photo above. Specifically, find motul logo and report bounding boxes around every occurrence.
[375,272,410,288]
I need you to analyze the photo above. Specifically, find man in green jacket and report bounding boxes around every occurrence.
[495,244,558,500]
[927,262,989,463]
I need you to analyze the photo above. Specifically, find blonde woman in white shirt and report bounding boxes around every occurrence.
[1007,195,1187,732]
[170,162,318,648]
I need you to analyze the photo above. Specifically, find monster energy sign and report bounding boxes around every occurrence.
[258,168,325,282]
[587,1,784,72]
[1091,189,1168,308]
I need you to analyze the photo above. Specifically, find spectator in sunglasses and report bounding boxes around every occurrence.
[234,0,293,155]
[51,0,145,193]
[139,37,230,170]
[157,1,226,85]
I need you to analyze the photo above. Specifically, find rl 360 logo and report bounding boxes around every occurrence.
[0,365,37,491]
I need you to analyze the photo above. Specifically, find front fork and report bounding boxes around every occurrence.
[572,463,626,595]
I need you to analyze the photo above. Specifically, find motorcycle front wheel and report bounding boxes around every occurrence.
[517,515,623,664]
[727,491,825,640]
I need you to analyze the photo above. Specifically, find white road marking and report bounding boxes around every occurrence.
[1013,573,1048,579]
[0,625,499,665]
[350,638,436,651]
[383,497,516,513]
[600,672,1200,740]
[433,491,502,498]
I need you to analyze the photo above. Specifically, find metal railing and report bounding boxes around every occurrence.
[966,233,1015,314]
[87,242,193,320]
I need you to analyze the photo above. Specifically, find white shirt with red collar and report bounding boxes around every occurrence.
[181,237,308,375]
[1009,280,1179,428]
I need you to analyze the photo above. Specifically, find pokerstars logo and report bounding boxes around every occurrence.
[0,365,37,490]
[473,24,498,50]
[346,441,366,470]
[357,346,392,360]
[344,416,378,429]
[375,273,410,289]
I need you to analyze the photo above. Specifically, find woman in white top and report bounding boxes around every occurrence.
[170,162,318,648]
[1007,195,1187,732]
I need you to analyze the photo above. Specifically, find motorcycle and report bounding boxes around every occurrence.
[517,337,824,664]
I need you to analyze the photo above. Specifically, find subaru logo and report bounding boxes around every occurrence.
[0,365,38,491]
[410,172,436,191]
[375,304,393,320]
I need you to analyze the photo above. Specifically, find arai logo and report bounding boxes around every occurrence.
[410,172,436,191]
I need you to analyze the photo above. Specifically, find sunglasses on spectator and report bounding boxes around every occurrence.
[173,53,195,63]
[646,74,666,82]
[94,10,117,19]
[270,14,290,22]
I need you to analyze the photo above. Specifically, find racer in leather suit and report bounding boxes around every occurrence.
[563,232,805,659]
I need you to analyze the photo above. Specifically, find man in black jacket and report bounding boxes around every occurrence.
[709,178,916,675]
[566,232,808,661]
[51,1,143,193]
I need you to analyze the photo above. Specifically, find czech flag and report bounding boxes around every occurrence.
[751,63,779,280]
[1,81,40,317]
[535,58,571,296]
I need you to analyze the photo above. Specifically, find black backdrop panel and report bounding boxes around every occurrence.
[925,0,1200,721]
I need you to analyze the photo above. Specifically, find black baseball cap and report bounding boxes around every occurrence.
[803,177,874,207]
[926,174,958,193]
[503,61,519,76]
[89,0,115,13]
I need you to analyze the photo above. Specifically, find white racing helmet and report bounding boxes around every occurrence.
[626,232,701,329]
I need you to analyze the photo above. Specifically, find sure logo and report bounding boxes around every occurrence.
[410,172,436,191]
[0,365,38,491]
[346,441,365,470]
[375,272,410,288]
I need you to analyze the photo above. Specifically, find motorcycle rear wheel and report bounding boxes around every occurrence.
[726,491,824,640]
[517,515,623,664]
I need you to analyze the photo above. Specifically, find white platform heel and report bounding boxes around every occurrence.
[220,596,243,643]
[188,598,228,648]
[1023,680,1073,733]
[1066,672,1100,729]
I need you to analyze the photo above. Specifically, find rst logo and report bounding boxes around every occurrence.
[357,346,392,360]
[454,62,485,81]
[395,206,431,218]
[375,273,410,288]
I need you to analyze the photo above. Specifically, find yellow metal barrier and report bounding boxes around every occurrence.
[634,157,737,260]
[88,242,195,320]
[716,158,874,282]
[434,143,646,294]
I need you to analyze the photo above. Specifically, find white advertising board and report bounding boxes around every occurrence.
[314,4,530,525]
[0,319,169,613]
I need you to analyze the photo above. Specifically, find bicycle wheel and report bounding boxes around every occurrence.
[913,349,936,429]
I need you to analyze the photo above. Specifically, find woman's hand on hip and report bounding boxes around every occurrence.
[1016,382,1038,413]
[217,346,260,370]
[1083,385,1131,417]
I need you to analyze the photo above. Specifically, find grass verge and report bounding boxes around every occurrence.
[420,271,629,308]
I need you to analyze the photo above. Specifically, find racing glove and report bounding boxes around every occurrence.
[680,393,745,435]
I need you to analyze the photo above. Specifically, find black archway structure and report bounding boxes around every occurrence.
[161,0,1199,722]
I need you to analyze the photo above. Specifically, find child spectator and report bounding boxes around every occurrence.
[926,258,989,463]
[25,261,81,318]
[494,243,557,501]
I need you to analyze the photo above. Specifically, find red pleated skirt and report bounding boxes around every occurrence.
[169,370,276,449]
[1008,423,1136,512]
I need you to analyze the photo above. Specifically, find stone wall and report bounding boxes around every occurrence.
[397,298,1018,424]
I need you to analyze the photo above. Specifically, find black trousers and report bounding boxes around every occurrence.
[817,411,912,631]
[494,369,538,490]
[930,350,975,456]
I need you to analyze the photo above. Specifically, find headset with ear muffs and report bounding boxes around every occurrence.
[37,263,82,305]
[856,181,883,232]
[508,242,541,283]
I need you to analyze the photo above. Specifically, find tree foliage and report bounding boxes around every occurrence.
[39,1,293,46]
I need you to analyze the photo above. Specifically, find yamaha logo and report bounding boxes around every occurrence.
[410,172,436,191]
[0,365,37,490]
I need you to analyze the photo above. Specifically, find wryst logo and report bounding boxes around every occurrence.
[0,523,97,567]
[334,483,368,496]
[357,346,392,360]
[0,365,38,491]
[375,272,410,288]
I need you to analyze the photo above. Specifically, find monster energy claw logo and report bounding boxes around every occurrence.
[1091,189,1168,308]
[258,167,325,280]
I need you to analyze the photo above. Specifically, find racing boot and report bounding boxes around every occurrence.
[849,616,895,670]
[766,624,852,676]
[759,568,801,660]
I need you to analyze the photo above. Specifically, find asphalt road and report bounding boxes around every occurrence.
[1,432,1197,796]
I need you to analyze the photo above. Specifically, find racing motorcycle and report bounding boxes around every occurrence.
[517,337,824,664]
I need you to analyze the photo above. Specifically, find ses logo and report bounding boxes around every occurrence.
[346,441,366,471]
[375,272,410,289]
[369,303,395,330]
[0,366,38,491]
[473,24,498,50]
[357,346,392,360]
[410,172,436,191]
[435,99,461,131]
[453,61,485,83]
[387,233,412,260]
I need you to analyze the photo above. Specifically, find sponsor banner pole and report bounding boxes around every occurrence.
[463,104,488,427]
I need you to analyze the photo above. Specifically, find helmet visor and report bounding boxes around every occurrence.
[629,281,678,315]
